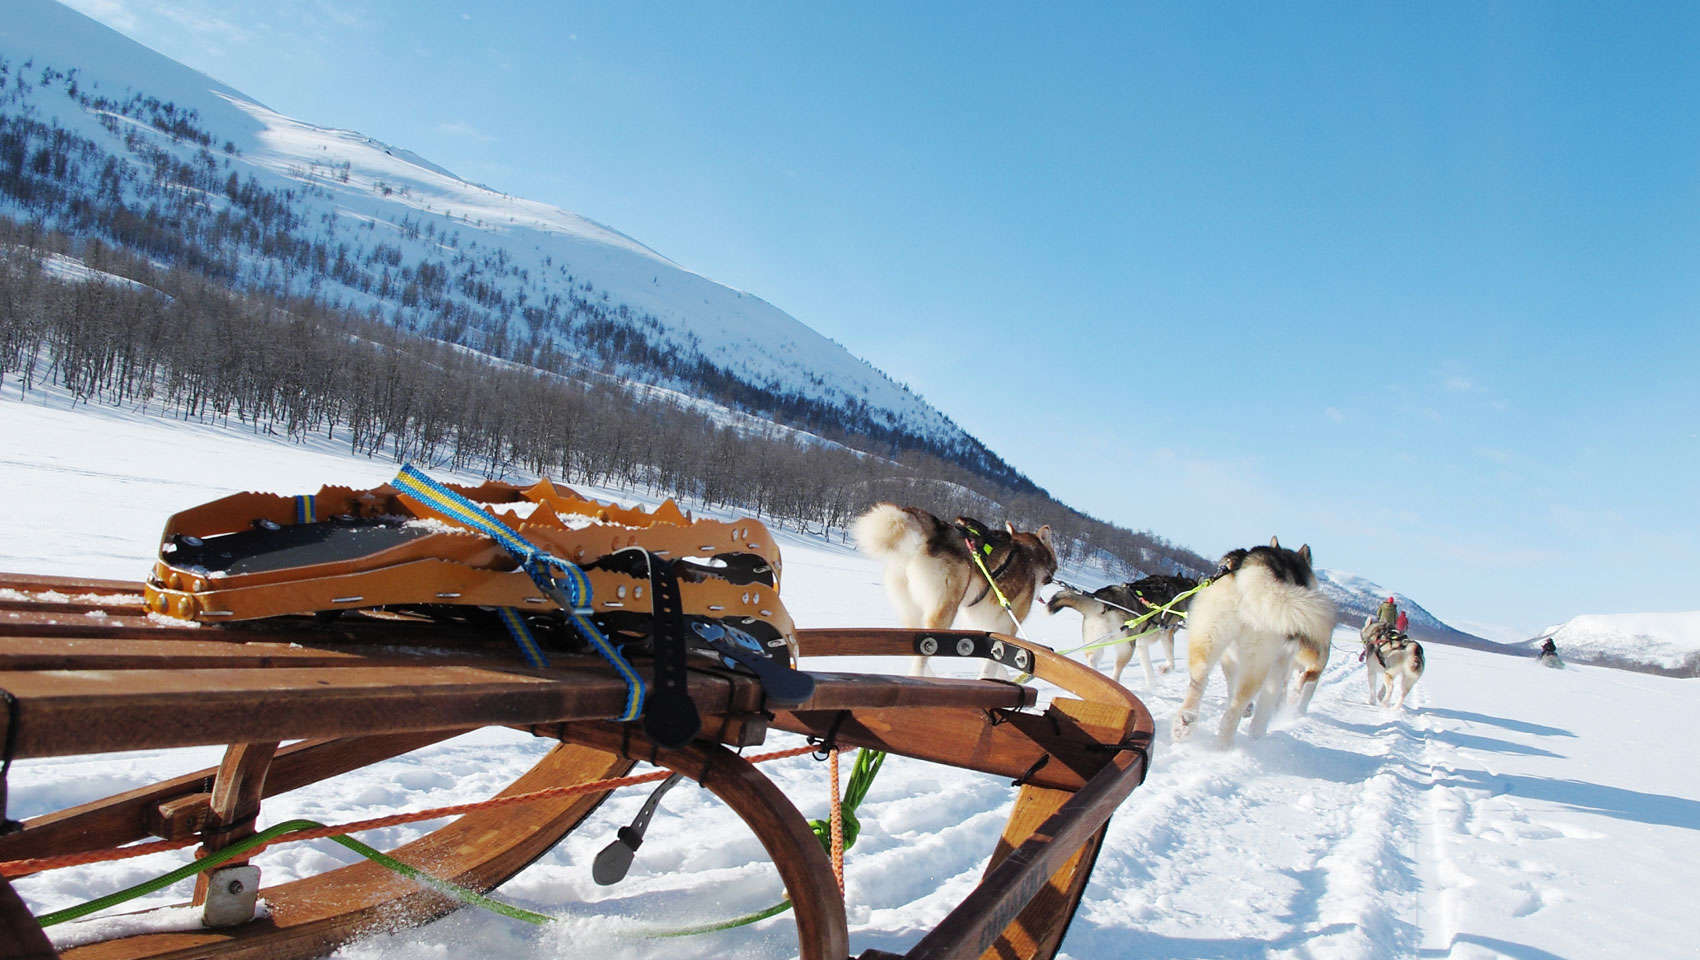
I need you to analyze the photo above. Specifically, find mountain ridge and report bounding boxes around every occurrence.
[0,0,1041,492]
[2,0,1507,647]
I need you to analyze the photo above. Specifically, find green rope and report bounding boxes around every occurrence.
[34,819,554,929]
[36,749,891,940]
[641,898,795,938]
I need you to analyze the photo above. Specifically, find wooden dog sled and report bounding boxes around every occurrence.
[0,475,1152,960]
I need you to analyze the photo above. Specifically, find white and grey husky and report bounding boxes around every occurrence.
[1046,575,1196,688]
[852,502,1056,677]
[1173,538,1336,745]
[1361,616,1425,708]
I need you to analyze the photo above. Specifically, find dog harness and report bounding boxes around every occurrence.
[954,517,1015,607]
[1362,633,1412,668]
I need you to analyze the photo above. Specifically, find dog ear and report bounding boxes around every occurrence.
[1299,544,1312,566]
[1036,524,1054,548]
[1269,535,1280,548]
[1005,520,1016,536]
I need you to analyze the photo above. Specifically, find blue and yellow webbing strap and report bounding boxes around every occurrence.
[390,465,644,721]
[494,606,551,671]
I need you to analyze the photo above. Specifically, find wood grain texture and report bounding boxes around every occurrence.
[0,731,462,864]
[58,741,633,960]
[190,742,277,906]
[903,748,1148,960]
[4,576,1160,960]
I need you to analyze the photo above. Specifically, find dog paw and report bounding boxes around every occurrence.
[1157,665,1172,674]
[1171,714,1195,741]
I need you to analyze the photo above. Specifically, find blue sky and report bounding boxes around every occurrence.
[59,1,1699,633]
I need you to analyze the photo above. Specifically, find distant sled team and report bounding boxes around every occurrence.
[1360,616,1425,708]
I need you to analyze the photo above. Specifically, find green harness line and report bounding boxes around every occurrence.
[965,537,1031,642]
[1089,580,1207,655]
[33,749,889,940]
[1015,579,1210,683]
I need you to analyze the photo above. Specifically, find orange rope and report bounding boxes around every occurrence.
[1,743,818,879]
[827,746,844,896]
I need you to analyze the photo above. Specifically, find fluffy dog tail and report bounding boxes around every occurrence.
[851,503,922,560]
[1236,565,1337,649]
[1411,642,1425,674]
[1046,586,1089,615]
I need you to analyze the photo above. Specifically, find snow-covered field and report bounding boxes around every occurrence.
[3,394,1698,959]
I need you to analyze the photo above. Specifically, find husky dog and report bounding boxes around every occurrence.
[1360,616,1425,707]
[852,503,1056,677]
[1046,575,1197,687]
[1173,537,1337,745]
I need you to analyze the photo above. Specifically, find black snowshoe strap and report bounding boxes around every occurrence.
[633,551,701,749]
[593,771,683,885]
[593,549,812,745]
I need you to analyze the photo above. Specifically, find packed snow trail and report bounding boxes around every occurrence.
[3,396,1698,959]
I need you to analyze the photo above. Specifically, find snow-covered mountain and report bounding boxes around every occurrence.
[1317,568,1493,649]
[0,0,1028,487]
[1,1,1521,647]
[1537,611,1700,677]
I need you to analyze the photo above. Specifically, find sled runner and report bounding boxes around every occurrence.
[0,473,1153,960]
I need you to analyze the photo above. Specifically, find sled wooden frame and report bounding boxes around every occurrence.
[0,573,1153,960]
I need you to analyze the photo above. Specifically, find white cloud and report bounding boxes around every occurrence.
[60,0,142,33]
[65,0,252,51]
[1444,375,1474,392]
[1325,406,1345,423]
[436,121,495,143]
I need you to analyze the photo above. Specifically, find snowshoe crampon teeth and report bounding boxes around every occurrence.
[147,475,795,654]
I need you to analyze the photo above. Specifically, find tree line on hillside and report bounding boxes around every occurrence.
[0,56,1036,494]
[0,221,1209,578]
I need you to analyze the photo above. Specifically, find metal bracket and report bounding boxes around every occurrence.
[912,633,1032,671]
[202,865,260,928]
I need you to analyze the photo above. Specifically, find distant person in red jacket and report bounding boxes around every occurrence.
[1395,610,1409,634]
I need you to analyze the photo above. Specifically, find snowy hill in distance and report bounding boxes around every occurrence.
[1538,611,1700,677]
[1319,569,1700,678]
[0,0,1022,484]
[1317,568,1494,648]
